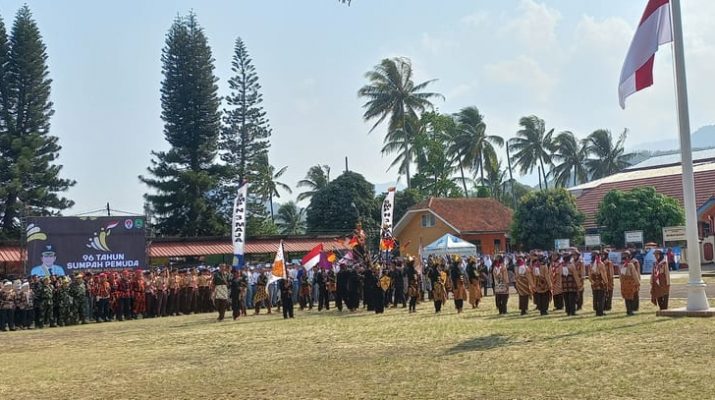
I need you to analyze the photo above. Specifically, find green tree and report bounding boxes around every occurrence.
[139,13,224,236]
[509,115,554,190]
[551,131,588,187]
[276,201,306,235]
[483,157,508,201]
[297,164,330,202]
[596,187,685,247]
[252,154,292,222]
[0,6,75,238]
[585,129,634,180]
[219,37,271,196]
[358,57,442,188]
[410,112,461,197]
[454,106,503,186]
[511,188,584,250]
[306,171,377,235]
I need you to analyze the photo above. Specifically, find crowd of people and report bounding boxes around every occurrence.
[0,244,672,332]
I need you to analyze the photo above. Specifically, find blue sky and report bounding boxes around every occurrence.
[2,0,714,215]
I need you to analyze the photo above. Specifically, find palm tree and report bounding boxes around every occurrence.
[254,155,292,222]
[551,131,589,187]
[358,57,443,187]
[483,157,508,201]
[454,106,504,186]
[381,115,426,185]
[276,201,306,234]
[584,129,634,179]
[509,115,554,189]
[297,165,330,202]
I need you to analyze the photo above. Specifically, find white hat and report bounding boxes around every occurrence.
[21,282,30,291]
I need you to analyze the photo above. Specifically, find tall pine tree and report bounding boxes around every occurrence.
[219,37,275,236]
[140,12,224,236]
[0,6,75,238]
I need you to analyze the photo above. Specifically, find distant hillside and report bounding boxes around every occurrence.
[631,125,715,152]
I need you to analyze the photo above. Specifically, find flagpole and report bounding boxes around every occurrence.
[669,0,710,312]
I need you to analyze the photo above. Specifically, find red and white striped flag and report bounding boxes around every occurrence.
[618,0,673,109]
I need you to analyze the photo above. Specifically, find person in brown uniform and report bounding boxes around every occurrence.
[620,251,641,316]
[549,252,564,311]
[531,254,552,315]
[603,250,615,311]
[432,273,447,314]
[573,250,586,311]
[561,254,581,316]
[452,275,467,314]
[493,256,510,315]
[515,257,534,316]
[589,251,608,316]
[465,256,481,309]
[198,269,211,313]
[650,249,670,310]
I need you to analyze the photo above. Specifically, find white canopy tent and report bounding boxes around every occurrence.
[422,233,477,258]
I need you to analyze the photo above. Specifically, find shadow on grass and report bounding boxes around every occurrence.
[446,318,670,355]
[446,334,514,354]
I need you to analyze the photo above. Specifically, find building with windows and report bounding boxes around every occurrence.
[393,197,513,256]
[569,148,715,236]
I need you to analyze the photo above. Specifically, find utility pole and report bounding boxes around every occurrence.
[106,202,111,216]
[345,156,349,172]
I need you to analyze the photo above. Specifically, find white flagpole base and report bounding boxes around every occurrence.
[686,281,711,311]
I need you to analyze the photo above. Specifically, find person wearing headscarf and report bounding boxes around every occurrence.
[515,258,534,316]
[466,256,481,309]
[493,256,510,315]
[620,251,641,316]
[650,249,670,310]
[589,251,609,316]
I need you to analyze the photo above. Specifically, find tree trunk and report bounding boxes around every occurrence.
[573,165,577,187]
[269,193,275,223]
[406,162,411,189]
[459,163,469,198]
[539,157,548,190]
[479,156,485,187]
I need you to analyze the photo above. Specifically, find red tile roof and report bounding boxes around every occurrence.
[0,238,348,262]
[149,238,347,258]
[409,197,513,233]
[575,167,715,228]
[0,246,22,263]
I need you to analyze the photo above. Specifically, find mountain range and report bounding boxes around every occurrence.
[631,125,715,152]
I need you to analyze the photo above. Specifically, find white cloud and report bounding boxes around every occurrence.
[420,33,459,55]
[460,11,488,28]
[483,56,556,103]
[502,0,561,50]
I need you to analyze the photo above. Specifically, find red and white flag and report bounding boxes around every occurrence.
[618,0,673,109]
[301,243,323,270]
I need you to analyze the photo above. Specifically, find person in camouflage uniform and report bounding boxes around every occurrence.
[69,273,87,324]
[58,277,74,326]
[31,276,44,328]
[39,277,55,327]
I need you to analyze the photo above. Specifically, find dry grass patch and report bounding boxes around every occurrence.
[0,296,714,399]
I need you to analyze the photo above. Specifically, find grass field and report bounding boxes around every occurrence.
[1,293,714,400]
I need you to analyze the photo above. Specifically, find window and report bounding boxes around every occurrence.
[704,222,711,236]
[494,239,501,252]
[421,214,435,228]
[473,240,482,255]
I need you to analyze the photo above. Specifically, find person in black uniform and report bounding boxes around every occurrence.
[315,268,329,311]
[390,263,406,308]
[280,278,294,319]
[336,265,349,312]
[347,267,361,311]
[363,267,376,311]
